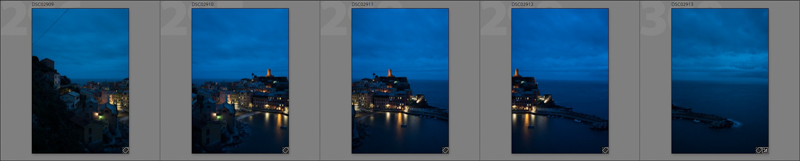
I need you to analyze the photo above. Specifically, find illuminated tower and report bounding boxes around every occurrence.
[266,69,273,77]
[513,69,521,77]
[387,69,394,77]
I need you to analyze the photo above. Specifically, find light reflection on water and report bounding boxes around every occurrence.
[230,112,289,153]
[512,113,607,153]
[510,80,609,153]
[355,112,448,153]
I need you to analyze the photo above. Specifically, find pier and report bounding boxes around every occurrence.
[513,107,608,130]
[358,108,449,121]
[351,106,449,151]
[403,110,449,121]
[672,104,733,128]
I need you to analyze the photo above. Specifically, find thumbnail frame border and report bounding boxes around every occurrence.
[349,7,452,154]
[189,7,291,154]
[30,7,132,154]
[669,7,771,154]
[509,7,611,154]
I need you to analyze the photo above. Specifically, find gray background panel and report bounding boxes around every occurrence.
[158,1,320,160]
[319,1,480,160]
[479,1,641,160]
[1,1,162,160]
[3,1,799,161]
[639,1,799,160]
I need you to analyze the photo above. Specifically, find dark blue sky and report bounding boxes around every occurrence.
[192,9,288,79]
[672,9,768,82]
[352,9,449,81]
[32,9,129,79]
[511,9,608,81]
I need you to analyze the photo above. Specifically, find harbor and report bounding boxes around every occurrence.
[510,69,609,153]
[352,111,449,153]
[512,112,609,153]
[356,108,449,121]
[191,68,290,153]
[351,70,449,153]
[511,69,608,130]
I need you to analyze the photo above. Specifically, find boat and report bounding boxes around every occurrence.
[401,124,407,127]
[280,126,288,129]
[528,125,535,128]
[693,119,701,123]
[574,119,581,123]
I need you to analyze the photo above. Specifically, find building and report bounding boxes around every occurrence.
[69,115,103,146]
[512,69,541,110]
[352,90,372,109]
[250,69,289,111]
[40,58,55,69]
[216,103,236,134]
[100,103,119,135]
[60,91,80,110]
[122,78,129,89]
[191,93,226,150]
[351,69,413,110]
[254,69,289,92]
[192,93,198,108]
[192,119,223,149]
[80,89,103,111]
[202,97,216,117]
[251,91,288,111]
[35,58,59,89]
[83,97,98,114]
[99,90,110,104]
[41,71,60,89]
[228,91,251,110]
[111,91,129,111]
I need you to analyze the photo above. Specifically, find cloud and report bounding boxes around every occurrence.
[511,9,609,81]
[192,9,289,79]
[32,9,129,79]
[352,9,449,80]
[672,9,768,82]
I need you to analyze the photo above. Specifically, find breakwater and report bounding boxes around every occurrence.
[672,104,733,128]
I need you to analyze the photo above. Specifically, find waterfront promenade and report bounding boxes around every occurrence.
[513,107,608,130]
[356,108,448,120]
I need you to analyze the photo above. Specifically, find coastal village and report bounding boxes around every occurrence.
[511,69,608,130]
[32,56,130,153]
[351,69,449,150]
[191,69,289,153]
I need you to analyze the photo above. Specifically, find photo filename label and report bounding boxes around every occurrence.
[351,8,450,154]
[511,8,610,154]
[191,8,289,153]
[31,8,130,153]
